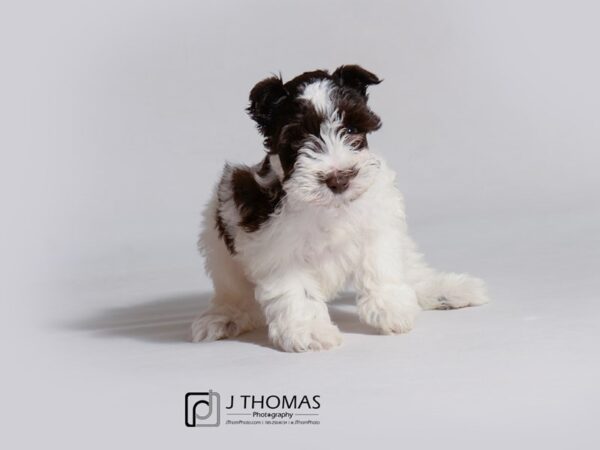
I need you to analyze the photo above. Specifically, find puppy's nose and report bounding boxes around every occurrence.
[324,170,356,194]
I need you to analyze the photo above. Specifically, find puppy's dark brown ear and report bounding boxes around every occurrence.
[332,65,381,97]
[247,76,288,136]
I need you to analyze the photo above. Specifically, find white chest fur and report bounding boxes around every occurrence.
[234,171,403,297]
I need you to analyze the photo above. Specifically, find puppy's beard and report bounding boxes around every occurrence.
[285,173,375,207]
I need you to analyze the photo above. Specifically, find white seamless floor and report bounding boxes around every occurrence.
[9,212,599,449]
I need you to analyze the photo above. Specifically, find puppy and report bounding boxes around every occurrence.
[191,65,489,352]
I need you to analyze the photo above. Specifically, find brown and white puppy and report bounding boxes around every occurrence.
[192,65,489,352]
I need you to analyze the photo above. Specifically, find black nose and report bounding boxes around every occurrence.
[324,170,357,194]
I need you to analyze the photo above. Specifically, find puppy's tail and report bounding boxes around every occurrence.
[414,272,490,310]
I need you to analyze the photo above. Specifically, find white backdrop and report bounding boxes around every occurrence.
[3,1,599,448]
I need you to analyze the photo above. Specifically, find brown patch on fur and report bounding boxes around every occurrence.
[231,167,284,232]
[246,70,330,148]
[256,155,271,177]
[215,211,236,254]
[331,65,381,98]
[284,70,331,94]
[337,93,382,134]
[268,102,327,179]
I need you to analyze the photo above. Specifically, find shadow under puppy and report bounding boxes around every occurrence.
[192,65,489,352]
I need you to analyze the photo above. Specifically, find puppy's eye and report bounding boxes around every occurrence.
[345,126,358,134]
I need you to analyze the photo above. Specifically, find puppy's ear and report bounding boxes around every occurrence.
[247,76,289,136]
[332,65,381,97]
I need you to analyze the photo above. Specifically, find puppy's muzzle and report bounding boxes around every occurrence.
[323,169,358,194]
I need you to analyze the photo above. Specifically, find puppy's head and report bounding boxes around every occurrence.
[247,65,383,206]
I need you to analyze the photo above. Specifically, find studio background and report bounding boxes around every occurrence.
[2,1,599,448]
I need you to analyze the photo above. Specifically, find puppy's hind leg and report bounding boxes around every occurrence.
[401,236,490,310]
[191,207,263,342]
[414,272,490,310]
[191,253,263,342]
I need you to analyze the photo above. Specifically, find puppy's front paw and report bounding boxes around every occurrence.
[270,321,343,352]
[358,287,420,335]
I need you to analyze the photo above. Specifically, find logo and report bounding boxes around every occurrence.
[185,391,322,427]
[185,390,220,427]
